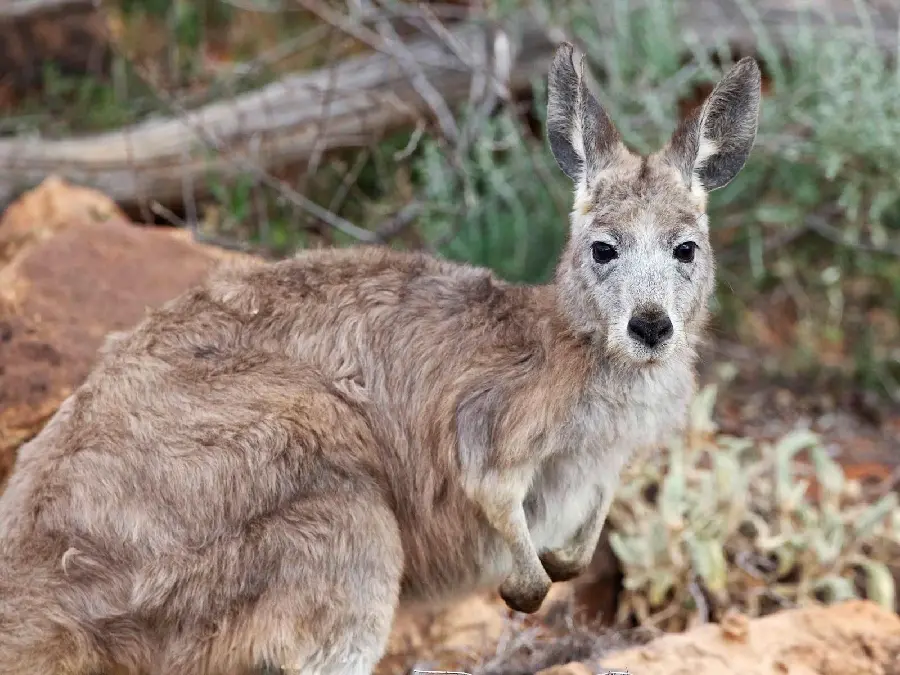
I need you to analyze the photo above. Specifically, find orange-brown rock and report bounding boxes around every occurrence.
[536,663,594,675]
[598,600,900,675]
[0,175,126,265]
[0,181,248,486]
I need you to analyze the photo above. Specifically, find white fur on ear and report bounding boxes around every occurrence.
[691,137,719,198]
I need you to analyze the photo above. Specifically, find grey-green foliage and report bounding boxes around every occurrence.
[608,385,899,630]
[414,110,572,284]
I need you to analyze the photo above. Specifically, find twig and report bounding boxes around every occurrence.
[374,201,423,239]
[354,3,473,23]
[804,213,900,257]
[688,579,710,625]
[149,200,185,227]
[120,53,383,244]
[379,15,460,142]
[407,2,482,73]
[455,28,511,162]
[299,23,344,186]
[295,0,460,142]
[192,230,265,254]
[327,148,372,215]
[291,0,470,73]
[177,24,333,108]
[254,169,381,243]
[393,119,426,160]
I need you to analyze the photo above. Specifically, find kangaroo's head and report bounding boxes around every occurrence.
[547,43,761,366]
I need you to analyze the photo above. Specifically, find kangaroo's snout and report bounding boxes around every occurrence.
[627,307,673,348]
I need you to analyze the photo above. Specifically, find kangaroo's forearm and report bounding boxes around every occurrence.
[540,484,611,582]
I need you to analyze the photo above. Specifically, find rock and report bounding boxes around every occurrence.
[719,607,750,642]
[536,662,594,675]
[0,175,126,265]
[428,593,510,651]
[0,188,249,486]
[599,600,900,675]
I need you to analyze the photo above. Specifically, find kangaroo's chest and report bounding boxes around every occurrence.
[526,366,694,550]
[524,411,628,552]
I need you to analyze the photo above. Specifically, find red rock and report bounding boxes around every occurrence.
[600,600,900,675]
[0,204,247,486]
[0,175,126,266]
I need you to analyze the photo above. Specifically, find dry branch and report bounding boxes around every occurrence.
[0,15,546,210]
[0,0,897,211]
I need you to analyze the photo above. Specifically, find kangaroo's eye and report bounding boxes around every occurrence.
[591,242,618,264]
[674,241,697,263]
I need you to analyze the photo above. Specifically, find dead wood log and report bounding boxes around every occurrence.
[0,14,552,211]
[0,0,896,212]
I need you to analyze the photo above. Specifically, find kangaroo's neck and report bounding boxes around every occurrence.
[523,281,610,366]
[522,281,697,403]
[511,283,696,470]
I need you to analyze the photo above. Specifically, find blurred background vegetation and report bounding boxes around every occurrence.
[1,1,898,396]
[27,0,898,402]
[3,1,898,407]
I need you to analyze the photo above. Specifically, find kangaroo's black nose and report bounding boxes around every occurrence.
[627,311,673,348]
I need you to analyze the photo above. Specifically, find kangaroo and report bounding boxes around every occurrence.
[0,43,760,675]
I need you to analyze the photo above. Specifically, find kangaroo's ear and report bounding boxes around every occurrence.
[663,57,762,194]
[546,42,625,185]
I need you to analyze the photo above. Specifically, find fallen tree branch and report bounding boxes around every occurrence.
[0,13,539,210]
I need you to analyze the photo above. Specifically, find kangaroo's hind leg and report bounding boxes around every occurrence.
[153,479,405,675]
[0,564,107,675]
